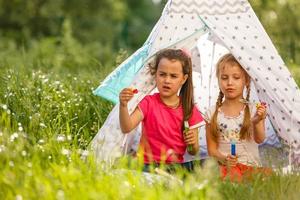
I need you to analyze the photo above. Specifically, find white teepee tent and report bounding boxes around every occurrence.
[91,0,300,166]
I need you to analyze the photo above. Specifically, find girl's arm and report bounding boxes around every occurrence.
[252,105,267,144]
[119,88,143,133]
[206,123,237,166]
[184,128,199,155]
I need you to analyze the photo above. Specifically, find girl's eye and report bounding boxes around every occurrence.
[234,76,241,79]
[159,73,166,77]
[171,75,178,78]
[221,76,228,80]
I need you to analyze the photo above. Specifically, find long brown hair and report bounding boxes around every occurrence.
[210,53,251,141]
[149,49,194,122]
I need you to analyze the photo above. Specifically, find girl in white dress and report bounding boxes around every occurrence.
[205,53,271,181]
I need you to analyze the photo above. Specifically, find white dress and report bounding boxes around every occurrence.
[205,105,261,166]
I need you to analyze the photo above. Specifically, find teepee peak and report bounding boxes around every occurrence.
[169,0,251,15]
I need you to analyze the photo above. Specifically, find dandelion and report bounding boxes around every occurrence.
[27,162,32,168]
[0,131,3,136]
[18,126,23,132]
[48,155,52,160]
[7,109,11,114]
[57,134,66,142]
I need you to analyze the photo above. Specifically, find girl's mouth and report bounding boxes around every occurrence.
[163,86,171,90]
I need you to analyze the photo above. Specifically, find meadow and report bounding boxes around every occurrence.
[1,29,300,200]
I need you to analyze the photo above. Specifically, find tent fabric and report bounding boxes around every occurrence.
[91,0,300,165]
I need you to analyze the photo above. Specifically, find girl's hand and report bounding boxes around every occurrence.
[183,129,197,145]
[223,154,238,167]
[119,88,135,107]
[252,103,267,124]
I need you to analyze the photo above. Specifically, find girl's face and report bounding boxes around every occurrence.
[155,58,188,98]
[218,63,249,100]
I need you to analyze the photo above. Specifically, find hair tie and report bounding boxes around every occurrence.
[180,48,191,58]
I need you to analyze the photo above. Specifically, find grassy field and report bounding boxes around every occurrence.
[1,38,300,199]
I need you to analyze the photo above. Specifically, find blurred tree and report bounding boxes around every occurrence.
[0,0,298,65]
[250,0,300,64]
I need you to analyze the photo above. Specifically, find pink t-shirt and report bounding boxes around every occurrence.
[138,93,204,164]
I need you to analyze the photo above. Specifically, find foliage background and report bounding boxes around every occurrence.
[0,0,300,199]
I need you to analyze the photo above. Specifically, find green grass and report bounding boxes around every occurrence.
[1,38,300,199]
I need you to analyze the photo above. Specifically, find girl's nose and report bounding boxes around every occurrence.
[164,76,171,83]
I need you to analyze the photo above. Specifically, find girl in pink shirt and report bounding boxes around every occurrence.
[119,49,204,171]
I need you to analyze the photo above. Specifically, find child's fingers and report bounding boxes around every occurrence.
[184,131,196,144]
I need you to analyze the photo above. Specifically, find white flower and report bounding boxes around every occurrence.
[9,161,14,167]
[56,135,66,142]
[0,145,6,153]
[15,194,23,200]
[56,190,65,200]
[18,127,23,132]
[21,150,27,156]
[38,139,45,144]
[10,132,19,142]
[61,148,70,156]
[2,104,8,110]
[39,123,47,128]
[81,150,89,157]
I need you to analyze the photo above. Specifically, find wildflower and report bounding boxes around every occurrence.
[57,134,66,142]
[27,162,32,168]
[0,145,6,152]
[16,194,23,200]
[9,161,14,167]
[61,148,70,156]
[10,132,19,142]
[38,139,45,144]
[2,104,7,110]
[0,131,3,136]
[43,78,49,83]
[81,150,89,157]
[21,150,27,157]
[56,190,65,200]
[18,127,23,132]
[39,123,47,128]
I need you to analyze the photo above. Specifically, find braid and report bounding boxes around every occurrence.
[240,84,251,140]
[211,91,224,141]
